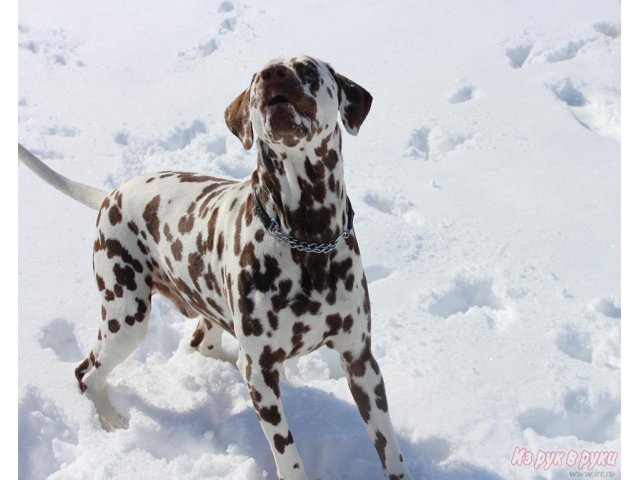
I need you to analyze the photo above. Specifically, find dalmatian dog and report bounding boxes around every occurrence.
[19,55,413,480]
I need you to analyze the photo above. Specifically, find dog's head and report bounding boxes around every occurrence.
[225,55,372,150]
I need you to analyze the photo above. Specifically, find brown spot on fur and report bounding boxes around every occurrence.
[259,345,286,397]
[96,198,109,227]
[325,313,342,337]
[271,279,292,312]
[290,321,311,356]
[234,205,244,256]
[108,205,122,225]
[171,239,183,261]
[190,328,204,348]
[113,263,137,291]
[347,341,378,378]
[108,319,120,333]
[216,233,225,260]
[240,243,256,268]
[343,315,354,333]
[163,224,173,242]
[273,431,294,454]
[137,239,149,255]
[259,406,282,426]
[177,173,217,183]
[268,311,279,330]
[349,381,371,422]
[374,379,389,412]
[238,270,263,337]
[290,293,321,316]
[188,252,204,289]
[178,213,195,234]
[104,238,144,273]
[75,358,90,393]
[375,431,388,469]
[142,195,161,243]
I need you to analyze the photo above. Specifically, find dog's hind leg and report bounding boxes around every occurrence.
[190,316,237,363]
[76,260,153,431]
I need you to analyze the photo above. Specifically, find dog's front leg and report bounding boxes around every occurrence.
[341,343,413,480]
[237,350,308,480]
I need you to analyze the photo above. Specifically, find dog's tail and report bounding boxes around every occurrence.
[18,143,108,211]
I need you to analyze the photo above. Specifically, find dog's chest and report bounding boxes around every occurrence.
[234,242,368,353]
[115,173,367,353]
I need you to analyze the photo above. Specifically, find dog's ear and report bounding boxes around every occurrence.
[335,73,373,136]
[224,88,254,150]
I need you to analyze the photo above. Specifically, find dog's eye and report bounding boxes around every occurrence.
[294,63,318,83]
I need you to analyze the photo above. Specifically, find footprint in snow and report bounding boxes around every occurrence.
[403,126,472,161]
[549,78,620,142]
[448,85,476,104]
[365,264,393,284]
[219,17,237,34]
[197,38,218,57]
[550,78,586,107]
[506,38,591,69]
[591,296,621,319]
[505,43,532,69]
[218,1,234,12]
[542,38,591,63]
[18,24,86,68]
[44,125,79,138]
[426,276,505,318]
[38,318,84,362]
[506,29,617,69]
[592,21,620,39]
[114,131,130,146]
[150,120,208,152]
[363,191,423,225]
[179,3,238,59]
[517,388,619,443]
[363,191,412,215]
[555,324,593,363]
[555,296,620,368]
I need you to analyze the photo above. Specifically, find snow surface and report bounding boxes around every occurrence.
[18,0,621,479]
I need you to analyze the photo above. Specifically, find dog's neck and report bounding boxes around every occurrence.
[251,125,349,243]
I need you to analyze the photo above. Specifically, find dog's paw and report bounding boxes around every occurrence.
[87,391,130,431]
[195,343,238,364]
[98,408,130,432]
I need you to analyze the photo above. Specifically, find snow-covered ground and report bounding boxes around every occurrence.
[18,1,621,479]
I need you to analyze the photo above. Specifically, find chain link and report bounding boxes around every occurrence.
[268,219,352,254]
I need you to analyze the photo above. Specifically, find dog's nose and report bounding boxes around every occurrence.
[259,64,290,82]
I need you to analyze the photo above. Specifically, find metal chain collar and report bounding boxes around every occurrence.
[253,191,354,254]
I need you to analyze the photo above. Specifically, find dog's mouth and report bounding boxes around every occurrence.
[261,90,312,139]
[266,95,297,116]
[267,95,289,107]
